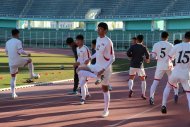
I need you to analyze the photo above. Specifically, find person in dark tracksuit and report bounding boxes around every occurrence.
[66,37,79,95]
[127,35,150,100]
[91,39,96,65]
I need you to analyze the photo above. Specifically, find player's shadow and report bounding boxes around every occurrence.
[61,115,173,127]
[0,88,148,115]
[107,115,175,127]
[0,107,105,123]
[15,115,174,127]
[18,119,114,127]
[0,83,140,109]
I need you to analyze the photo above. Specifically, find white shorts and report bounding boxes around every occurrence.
[9,58,30,75]
[88,64,112,86]
[168,72,190,92]
[88,64,103,73]
[154,69,171,80]
[129,67,146,77]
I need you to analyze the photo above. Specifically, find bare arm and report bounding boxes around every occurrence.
[144,47,150,63]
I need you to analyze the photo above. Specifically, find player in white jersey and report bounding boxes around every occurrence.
[73,35,91,104]
[149,32,179,105]
[76,22,115,117]
[5,29,39,99]
[161,31,190,114]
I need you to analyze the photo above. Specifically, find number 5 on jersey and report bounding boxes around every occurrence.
[160,48,166,58]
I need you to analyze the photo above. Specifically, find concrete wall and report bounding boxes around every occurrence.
[0,20,17,28]
[85,22,96,30]
[166,19,190,30]
[125,20,151,30]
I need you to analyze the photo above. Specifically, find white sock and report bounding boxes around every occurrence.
[81,83,86,100]
[28,62,34,78]
[128,79,134,91]
[85,84,89,95]
[162,83,171,106]
[141,81,146,96]
[79,76,87,100]
[10,77,16,95]
[79,75,86,86]
[103,91,110,112]
[150,80,159,98]
[173,88,179,95]
[186,92,190,112]
[78,70,97,78]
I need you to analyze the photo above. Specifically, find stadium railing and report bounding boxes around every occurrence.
[0,12,190,20]
[0,29,186,51]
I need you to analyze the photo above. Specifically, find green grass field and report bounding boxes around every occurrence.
[0,52,156,88]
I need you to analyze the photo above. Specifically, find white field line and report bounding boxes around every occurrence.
[0,66,156,92]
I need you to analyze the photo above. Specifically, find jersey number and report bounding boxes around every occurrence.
[177,51,190,64]
[160,48,166,58]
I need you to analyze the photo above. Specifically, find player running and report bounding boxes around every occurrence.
[127,35,150,100]
[5,29,39,99]
[149,31,179,105]
[161,31,190,114]
[73,35,91,104]
[77,22,115,117]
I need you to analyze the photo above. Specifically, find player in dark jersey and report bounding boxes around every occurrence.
[66,37,79,95]
[127,35,150,100]
[91,39,96,65]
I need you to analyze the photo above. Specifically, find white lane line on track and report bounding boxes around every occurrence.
[109,66,183,127]
[0,66,156,92]
[0,94,78,116]
[0,78,73,92]
[108,94,185,127]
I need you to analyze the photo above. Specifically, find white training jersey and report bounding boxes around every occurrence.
[152,41,173,70]
[77,45,91,65]
[5,38,23,66]
[168,42,190,79]
[93,36,115,69]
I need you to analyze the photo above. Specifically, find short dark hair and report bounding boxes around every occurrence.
[185,31,190,40]
[91,39,96,45]
[131,37,137,40]
[66,37,74,45]
[98,22,108,30]
[137,35,144,43]
[76,34,84,41]
[161,31,169,39]
[174,39,182,45]
[12,29,19,36]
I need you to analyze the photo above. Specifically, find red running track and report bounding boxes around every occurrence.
[0,67,189,127]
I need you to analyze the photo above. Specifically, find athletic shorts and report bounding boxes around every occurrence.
[154,69,171,80]
[168,71,190,92]
[9,58,30,75]
[129,67,146,77]
[88,64,112,86]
